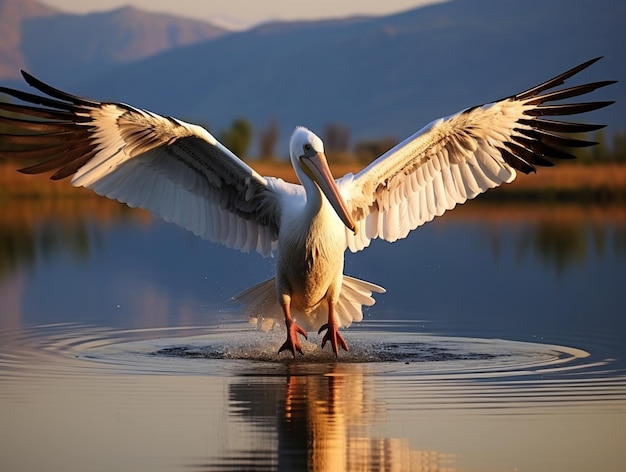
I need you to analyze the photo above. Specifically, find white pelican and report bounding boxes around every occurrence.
[0,58,614,356]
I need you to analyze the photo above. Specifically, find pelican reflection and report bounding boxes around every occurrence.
[202,363,456,471]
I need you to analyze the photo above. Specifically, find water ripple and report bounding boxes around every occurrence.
[1,321,625,414]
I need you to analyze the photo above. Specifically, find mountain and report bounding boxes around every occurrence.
[69,0,624,151]
[0,0,229,84]
[2,0,624,153]
[0,0,57,79]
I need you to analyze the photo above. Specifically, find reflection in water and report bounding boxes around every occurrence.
[1,198,625,281]
[509,213,625,274]
[0,323,624,472]
[518,220,590,273]
[443,202,626,274]
[196,364,455,472]
[0,197,145,280]
[1,197,625,471]
[0,218,91,279]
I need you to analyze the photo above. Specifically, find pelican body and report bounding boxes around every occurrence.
[275,131,359,354]
[0,58,614,357]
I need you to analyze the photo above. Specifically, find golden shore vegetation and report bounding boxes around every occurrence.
[2,155,626,202]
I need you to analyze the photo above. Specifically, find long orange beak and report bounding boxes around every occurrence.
[301,151,357,234]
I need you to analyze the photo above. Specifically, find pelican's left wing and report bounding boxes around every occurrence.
[0,71,298,256]
[339,57,614,252]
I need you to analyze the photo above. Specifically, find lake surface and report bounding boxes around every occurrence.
[1,198,625,471]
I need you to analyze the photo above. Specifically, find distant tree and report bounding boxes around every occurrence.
[0,95,29,157]
[258,118,279,161]
[353,136,399,164]
[324,123,350,153]
[552,129,615,165]
[590,129,609,163]
[219,118,253,157]
[564,130,593,164]
[323,123,351,163]
[612,130,626,162]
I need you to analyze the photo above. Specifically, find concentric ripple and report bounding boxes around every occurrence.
[0,320,621,380]
[2,320,623,418]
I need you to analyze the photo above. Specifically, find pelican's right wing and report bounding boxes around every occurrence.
[339,57,614,252]
[0,71,303,256]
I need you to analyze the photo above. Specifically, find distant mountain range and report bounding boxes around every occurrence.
[1,0,624,153]
[0,0,228,83]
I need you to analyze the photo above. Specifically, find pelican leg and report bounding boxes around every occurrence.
[318,301,348,355]
[278,301,307,357]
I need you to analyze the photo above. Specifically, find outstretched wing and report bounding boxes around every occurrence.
[340,57,615,252]
[0,71,300,256]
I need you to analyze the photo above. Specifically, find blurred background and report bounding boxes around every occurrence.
[1,2,625,471]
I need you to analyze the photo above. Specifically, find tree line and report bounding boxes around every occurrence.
[216,117,626,165]
[189,118,401,165]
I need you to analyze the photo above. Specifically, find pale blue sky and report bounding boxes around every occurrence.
[39,0,445,29]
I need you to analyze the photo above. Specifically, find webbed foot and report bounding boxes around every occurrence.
[278,321,307,357]
[318,322,348,355]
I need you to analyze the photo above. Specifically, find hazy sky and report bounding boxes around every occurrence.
[39,0,446,29]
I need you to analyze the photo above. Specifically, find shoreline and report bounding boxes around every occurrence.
[2,161,626,201]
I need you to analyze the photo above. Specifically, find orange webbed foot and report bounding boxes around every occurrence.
[318,322,348,356]
[278,321,307,357]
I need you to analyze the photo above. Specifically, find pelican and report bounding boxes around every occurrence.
[0,58,614,356]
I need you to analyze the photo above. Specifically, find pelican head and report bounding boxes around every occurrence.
[289,127,357,234]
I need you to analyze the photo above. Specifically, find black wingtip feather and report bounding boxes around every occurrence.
[498,146,536,174]
[523,81,617,106]
[20,70,99,108]
[0,85,77,112]
[516,57,604,100]
[0,101,90,121]
[519,118,606,134]
[506,140,555,167]
[0,114,74,132]
[519,128,598,148]
[525,101,615,117]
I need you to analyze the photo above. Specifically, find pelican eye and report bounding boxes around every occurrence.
[301,142,317,159]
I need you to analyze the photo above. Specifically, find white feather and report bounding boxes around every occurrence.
[341,97,542,252]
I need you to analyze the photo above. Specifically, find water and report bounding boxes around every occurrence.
[1,198,625,471]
